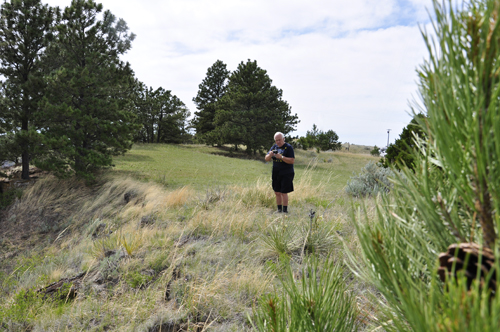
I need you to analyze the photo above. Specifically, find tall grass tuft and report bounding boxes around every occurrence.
[239,179,275,208]
[293,160,331,202]
[162,186,194,208]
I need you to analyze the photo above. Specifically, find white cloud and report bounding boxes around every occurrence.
[44,0,434,146]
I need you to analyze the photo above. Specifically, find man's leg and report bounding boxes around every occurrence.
[282,193,288,206]
[275,192,282,212]
[282,193,289,213]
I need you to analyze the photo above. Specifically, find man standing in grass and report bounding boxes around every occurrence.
[265,132,295,213]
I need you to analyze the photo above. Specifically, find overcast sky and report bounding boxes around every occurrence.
[45,0,433,146]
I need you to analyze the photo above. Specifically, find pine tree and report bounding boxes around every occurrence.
[132,81,157,143]
[192,59,229,144]
[35,0,137,180]
[350,1,500,330]
[0,0,55,179]
[213,59,299,154]
[156,89,190,144]
[133,82,190,144]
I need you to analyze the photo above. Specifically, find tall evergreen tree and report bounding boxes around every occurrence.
[35,0,137,180]
[191,59,229,144]
[213,59,299,154]
[0,0,55,179]
[156,90,190,144]
[133,82,190,144]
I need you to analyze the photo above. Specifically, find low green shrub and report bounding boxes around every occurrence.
[0,188,22,210]
[345,161,394,197]
[0,289,44,331]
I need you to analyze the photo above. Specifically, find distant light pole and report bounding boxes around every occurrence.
[386,129,391,148]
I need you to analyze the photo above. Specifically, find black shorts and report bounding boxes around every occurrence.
[272,169,294,194]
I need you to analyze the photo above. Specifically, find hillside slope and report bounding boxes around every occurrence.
[0,144,378,331]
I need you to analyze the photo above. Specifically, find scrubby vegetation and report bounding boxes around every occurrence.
[0,146,377,331]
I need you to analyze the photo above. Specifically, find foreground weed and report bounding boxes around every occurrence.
[89,236,120,259]
[89,229,143,258]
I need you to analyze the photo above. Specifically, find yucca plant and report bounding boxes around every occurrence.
[261,218,301,257]
[349,0,500,331]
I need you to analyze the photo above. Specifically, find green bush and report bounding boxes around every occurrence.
[345,161,394,197]
[0,188,22,210]
[0,289,43,331]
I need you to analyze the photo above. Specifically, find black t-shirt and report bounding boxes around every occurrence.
[269,142,295,174]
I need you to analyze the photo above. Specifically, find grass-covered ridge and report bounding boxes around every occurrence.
[0,144,378,331]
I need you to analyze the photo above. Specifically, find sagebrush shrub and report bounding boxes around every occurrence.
[345,161,394,197]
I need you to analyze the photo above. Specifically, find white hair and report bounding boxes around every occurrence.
[274,132,284,140]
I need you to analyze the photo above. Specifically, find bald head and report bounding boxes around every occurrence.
[274,132,285,147]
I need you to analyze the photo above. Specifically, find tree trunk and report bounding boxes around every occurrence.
[21,118,29,180]
[21,150,29,180]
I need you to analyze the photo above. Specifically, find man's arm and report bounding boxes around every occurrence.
[276,154,294,164]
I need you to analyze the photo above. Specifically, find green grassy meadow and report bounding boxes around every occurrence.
[0,144,380,331]
[113,144,379,193]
